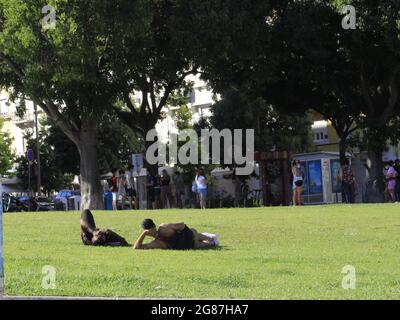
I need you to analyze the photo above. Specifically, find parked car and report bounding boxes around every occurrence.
[54,190,80,210]
[18,196,54,212]
[36,196,55,211]
[2,193,27,212]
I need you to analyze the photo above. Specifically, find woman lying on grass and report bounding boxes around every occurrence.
[133,219,219,250]
[80,209,129,247]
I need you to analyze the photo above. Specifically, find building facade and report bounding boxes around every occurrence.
[0,90,42,157]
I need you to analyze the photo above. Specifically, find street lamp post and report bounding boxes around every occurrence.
[34,103,42,196]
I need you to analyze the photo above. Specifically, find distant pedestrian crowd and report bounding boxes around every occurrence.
[108,166,137,210]
[337,158,400,204]
[105,167,209,210]
[146,168,209,210]
[290,157,400,206]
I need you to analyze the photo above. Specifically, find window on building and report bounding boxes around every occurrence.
[311,121,329,145]
[0,98,9,115]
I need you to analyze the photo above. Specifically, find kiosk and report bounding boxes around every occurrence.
[293,152,342,204]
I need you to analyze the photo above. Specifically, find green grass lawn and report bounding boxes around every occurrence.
[3,204,400,299]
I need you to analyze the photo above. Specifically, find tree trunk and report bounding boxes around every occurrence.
[339,138,347,164]
[368,148,385,203]
[144,138,159,176]
[78,124,104,210]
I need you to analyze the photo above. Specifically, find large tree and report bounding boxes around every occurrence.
[338,0,400,199]
[265,0,400,199]
[111,1,202,175]
[112,0,281,174]
[261,0,365,162]
[0,0,152,208]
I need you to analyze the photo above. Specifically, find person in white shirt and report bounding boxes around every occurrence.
[126,165,137,209]
[118,170,128,210]
[195,168,208,209]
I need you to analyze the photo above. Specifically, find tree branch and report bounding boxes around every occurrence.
[360,67,375,116]
[149,78,157,114]
[0,51,80,145]
[39,100,80,145]
[383,64,400,122]
[114,108,145,136]
[156,81,176,114]
[0,52,25,79]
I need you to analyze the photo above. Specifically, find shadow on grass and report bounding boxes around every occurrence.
[193,245,230,251]
[83,245,230,251]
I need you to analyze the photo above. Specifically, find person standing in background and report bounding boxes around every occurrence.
[339,158,356,204]
[394,159,400,202]
[291,160,304,206]
[233,170,241,207]
[153,174,161,209]
[385,161,398,203]
[160,169,174,208]
[195,168,208,209]
[110,168,119,211]
[173,171,184,209]
[146,172,155,209]
[126,165,137,209]
[118,170,128,210]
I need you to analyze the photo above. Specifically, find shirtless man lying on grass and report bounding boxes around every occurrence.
[133,219,219,250]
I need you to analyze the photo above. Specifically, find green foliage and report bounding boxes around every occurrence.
[0,118,15,176]
[0,0,127,119]
[16,130,74,194]
[210,89,314,154]
[0,0,159,207]
[197,0,400,188]
[173,105,192,131]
